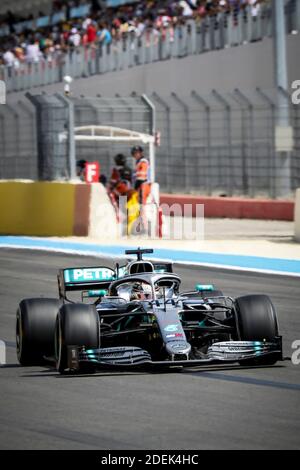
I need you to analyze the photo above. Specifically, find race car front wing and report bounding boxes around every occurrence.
[67,337,283,371]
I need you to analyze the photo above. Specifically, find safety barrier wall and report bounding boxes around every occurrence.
[160,194,295,221]
[0,181,117,237]
[0,182,294,241]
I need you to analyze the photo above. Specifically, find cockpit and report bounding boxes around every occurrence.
[115,278,180,302]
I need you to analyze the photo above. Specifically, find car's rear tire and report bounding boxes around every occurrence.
[16,298,60,366]
[55,304,100,374]
[234,294,279,365]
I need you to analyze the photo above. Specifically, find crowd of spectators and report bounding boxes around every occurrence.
[0,0,269,69]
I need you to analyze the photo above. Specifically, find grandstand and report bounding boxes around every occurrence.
[2,0,299,95]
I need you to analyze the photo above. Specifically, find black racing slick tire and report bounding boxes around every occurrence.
[16,298,60,366]
[55,304,100,374]
[234,294,279,365]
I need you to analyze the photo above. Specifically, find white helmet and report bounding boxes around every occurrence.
[130,282,152,300]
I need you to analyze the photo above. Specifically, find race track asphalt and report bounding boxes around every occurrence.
[0,248,299,450]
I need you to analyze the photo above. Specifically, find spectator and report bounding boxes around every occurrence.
[69,27,81,47]
[3,49,15,67]
[82,17,92,30]
[26,39,42,63]
[0,0,271,69]
[97,22,112,45]
[87,21,97,43]
[179,1,194,17]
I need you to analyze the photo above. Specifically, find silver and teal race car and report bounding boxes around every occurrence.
[16,249,282,374]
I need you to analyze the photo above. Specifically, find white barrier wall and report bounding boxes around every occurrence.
[89,183,119,239]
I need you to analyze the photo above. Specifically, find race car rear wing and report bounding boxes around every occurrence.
[58,259,173,298]
[58,266,115,298]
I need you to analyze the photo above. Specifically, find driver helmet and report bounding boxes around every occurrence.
[130,282,152,300]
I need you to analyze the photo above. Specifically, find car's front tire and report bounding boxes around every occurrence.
[55,304,100,374]
[16,298,60,366]
[234,294,279,365]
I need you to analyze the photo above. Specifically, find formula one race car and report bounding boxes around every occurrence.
[16,249,282,374]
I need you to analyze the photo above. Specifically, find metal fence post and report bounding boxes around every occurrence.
[152,92,171,192]
[203,17,210,51]
[177,24,185,58]
[5,105,20,178]
[100,95,115,127]
[191,91,212,196]
[209,15,216,50]
[232,89,255,196]
[141,94,156,139]
[142,95,156,183]
[212,89,233,196]
[55,93,76,180]
[256,87,277,198]
[273,0,291,197]
[215,12,224,49]
[227,11,234,47]
[171,93,190,192]
[24,93,40,179]
[171,92,190,148]
[189,20,197,55]
[116,93,134,130]
[17,100,37,178]
[171,92,190,191]
[171,25,177,57]
[196,19,204,53]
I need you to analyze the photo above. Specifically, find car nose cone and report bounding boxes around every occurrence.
[166,340,191,357]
